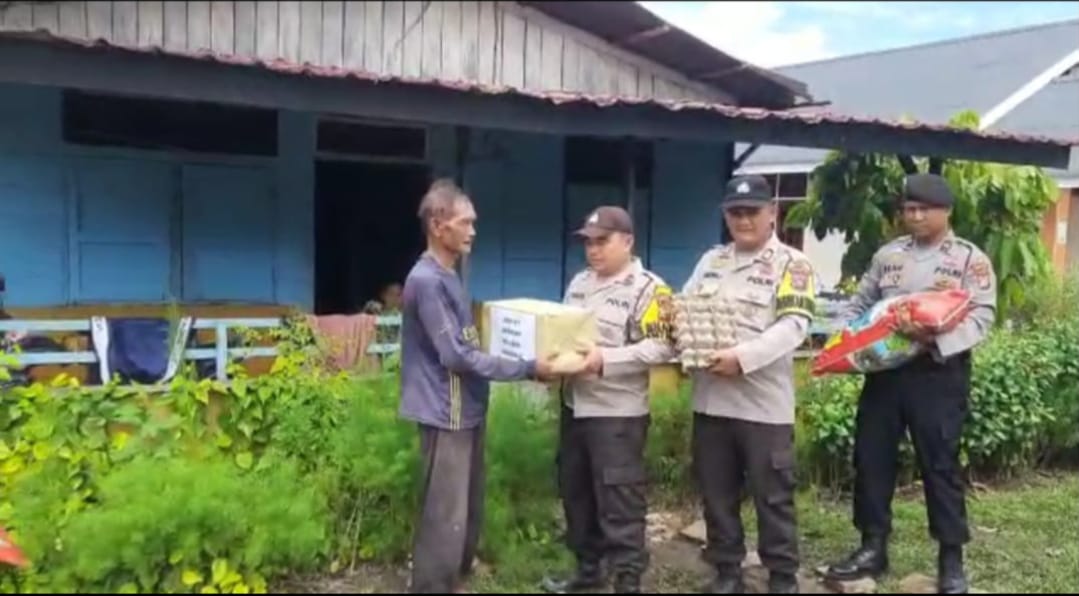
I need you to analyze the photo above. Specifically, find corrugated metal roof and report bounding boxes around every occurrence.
[0,29,1076,155]
[519,1,810,110]
[741,19,1079,169]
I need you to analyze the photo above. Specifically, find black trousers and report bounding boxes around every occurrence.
[693,414,799,576]
[410,423,485,594]
[853,353,972,546]
[558,405,650,580]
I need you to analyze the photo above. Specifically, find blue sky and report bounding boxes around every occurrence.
[640,1,1079,67]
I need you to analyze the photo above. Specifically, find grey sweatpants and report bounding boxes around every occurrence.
[410,423,485,594]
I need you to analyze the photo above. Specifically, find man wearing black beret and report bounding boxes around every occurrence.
[824,174,998,594]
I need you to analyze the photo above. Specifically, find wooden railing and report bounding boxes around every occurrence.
[0,315,403,383]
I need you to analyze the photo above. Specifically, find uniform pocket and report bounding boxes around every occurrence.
[603,464,648,486]
[766,448,797,505]
[735,292,773,334]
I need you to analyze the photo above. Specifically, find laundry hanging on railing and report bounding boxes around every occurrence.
[304,314,380,373]
[90,317,194,385]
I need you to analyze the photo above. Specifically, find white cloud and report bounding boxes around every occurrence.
[639,1,836,68]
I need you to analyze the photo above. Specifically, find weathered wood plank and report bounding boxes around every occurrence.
[420,0,442,78]
[86,1,112,39]
[31,1,60,33]
[278,1,300,61]
[401,1,423,77]
[651,76,665,99]
[59,2,89,38]
[163,1,187,50]
[342,1,364,68]
[299,0,321,64]
[618,60,638,98]
[255,1,278,59]
[235,1,256,56]
[638,70,654,99]
[362,1,382,73]
[523,19,543,90]
[138,1,164,47]
[321,1,343,66]
[441,1,463,81]
[382,1,405,75]
[477,1,496,84]
[501,10,524,88]
[459,1,478,81]
[188,1,211,50]
[210,1,234,53]
[562,36,580,92]
[1,2,34,30]
[540,27,561,91]
[577,44,599,94]
[113,1,138,44]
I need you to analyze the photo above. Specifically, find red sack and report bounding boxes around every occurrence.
[812,290,972,376]
[0,527,28,568]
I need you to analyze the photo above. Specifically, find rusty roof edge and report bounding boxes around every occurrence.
[1,29,1076,154]
[518,1,812,107]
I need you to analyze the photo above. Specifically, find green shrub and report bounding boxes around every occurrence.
[645,386,694,499]
[8,456,326,593]
[483,388,560,564]
[795,375,861,489]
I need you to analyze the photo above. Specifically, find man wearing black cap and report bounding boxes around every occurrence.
[825,174,997,594]
[679,175,817,594]
[543,206,673,594]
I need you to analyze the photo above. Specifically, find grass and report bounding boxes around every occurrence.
[279,472,1079,594]
[471,472,1079,594]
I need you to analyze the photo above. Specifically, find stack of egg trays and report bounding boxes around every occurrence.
[672,294,739,372]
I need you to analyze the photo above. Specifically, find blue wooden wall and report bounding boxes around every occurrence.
[650,140,730,289]
[0,82,731,311]
[0,83,316,309]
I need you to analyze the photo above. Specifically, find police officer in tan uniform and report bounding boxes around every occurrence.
[825,174,997,594]
[683,175,817,594]
[543,206,673,595]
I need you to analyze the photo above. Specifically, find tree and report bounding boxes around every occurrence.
[785,110,1059,318]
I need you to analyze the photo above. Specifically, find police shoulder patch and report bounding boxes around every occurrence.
[776,257,816,319]
[968,254,994,292]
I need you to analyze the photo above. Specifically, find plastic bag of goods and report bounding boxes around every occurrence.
[0,527,28,568]
[811,289,972,376]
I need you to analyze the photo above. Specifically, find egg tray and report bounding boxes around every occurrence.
[671,294,739,372]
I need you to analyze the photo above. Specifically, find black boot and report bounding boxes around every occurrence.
[768,572,799,594]
[825,534,889,581]
[701,565,744,594]
[937,545,968,594]
[612,573,642,594]
[541,561,606,594]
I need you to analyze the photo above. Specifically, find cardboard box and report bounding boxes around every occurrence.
[480,299,597,361]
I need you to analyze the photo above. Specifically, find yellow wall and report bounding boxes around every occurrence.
[1042,188,1075,276]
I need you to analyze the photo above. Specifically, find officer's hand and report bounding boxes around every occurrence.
[897,320,936,344]
[534,355,560,382]
[581,346,603,376]
[708,349,742,377]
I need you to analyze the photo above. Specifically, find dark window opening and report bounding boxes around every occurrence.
[762,174,780,196]
[777,173,809,198]
[315,160,430,315]
[62,90,278,156]
[317,119,427,160]
[777,200,805,250]
[565,137,653,187]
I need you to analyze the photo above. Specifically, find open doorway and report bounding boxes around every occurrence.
[314,160,430,315]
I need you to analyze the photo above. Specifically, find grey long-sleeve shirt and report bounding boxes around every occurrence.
[399,253,536,431]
